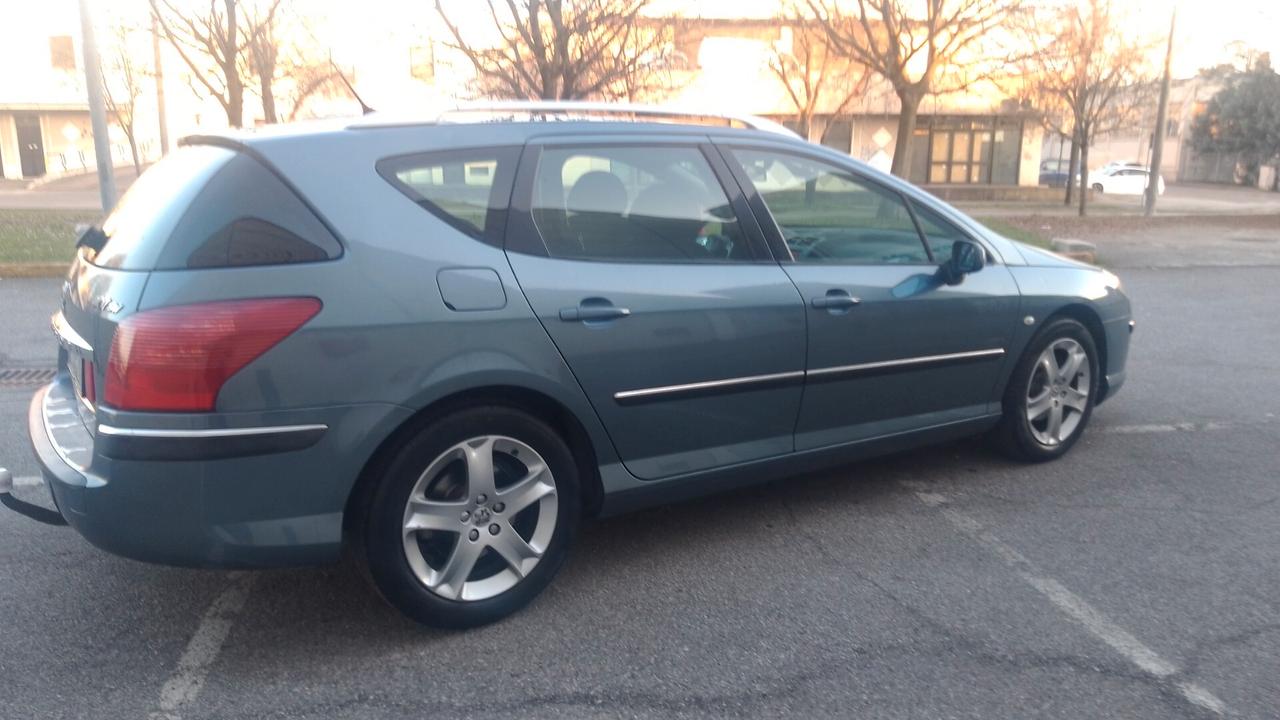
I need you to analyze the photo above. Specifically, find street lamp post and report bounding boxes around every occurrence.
[1145,8,1177,217]
[78,0,117,213]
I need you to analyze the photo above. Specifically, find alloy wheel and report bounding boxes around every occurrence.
[401,436,558,601]
[1025,338,1091,447]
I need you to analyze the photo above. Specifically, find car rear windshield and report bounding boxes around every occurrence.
[92,143,342,271]
[93,145,234,269]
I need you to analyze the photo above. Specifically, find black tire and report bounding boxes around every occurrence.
[1091,183,1104,193]
[993,318,1100,462]
[361,406,580,628]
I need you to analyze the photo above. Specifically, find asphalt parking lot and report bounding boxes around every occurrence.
[1,226,1278,719]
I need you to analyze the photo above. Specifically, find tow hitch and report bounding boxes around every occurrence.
[0,467,68,526]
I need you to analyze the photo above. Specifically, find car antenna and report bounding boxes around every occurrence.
[330,58,374,115]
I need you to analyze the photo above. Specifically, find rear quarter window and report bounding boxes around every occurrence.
[376,146,520,246]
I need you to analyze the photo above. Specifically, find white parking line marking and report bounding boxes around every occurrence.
[1105,421,1231,434]
[906,485,1228,716]
[152,572,255,720]
[1177,681,1229,716]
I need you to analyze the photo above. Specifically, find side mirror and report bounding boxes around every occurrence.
[939,240,986,285]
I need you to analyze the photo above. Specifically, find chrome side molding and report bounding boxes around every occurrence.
[96,423,328,439]
[95,423,329,461]
[614,348,1006,403]
[806,348,1006,380]
[614,370,805,403]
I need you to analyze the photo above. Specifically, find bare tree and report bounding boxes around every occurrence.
[101,23,144,176]
[279,56,345,121]
[1018,0,1151,215]
[240,3,342,123]
[150,0,251,127]
[149,0,280,126]
[768,6,870,142]
[808,0,1022,178]
[436,0,674,101]
[244,2,284,123]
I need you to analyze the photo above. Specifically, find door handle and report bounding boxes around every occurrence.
[559,303,632,322]
[810,290,861,310]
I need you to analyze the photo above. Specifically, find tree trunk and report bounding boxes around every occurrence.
[890,89,920,178]
[127,133,140,176]
[223,0,242,127]
[1078,138,1090,217]
[807,115,831,145]
[226,71,243,127]
[1064,131,1080,206]
[260,72,277,125]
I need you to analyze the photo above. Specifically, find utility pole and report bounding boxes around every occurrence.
[1145,7,1176,216]
[78,0,116,212]
[152,14,170,156]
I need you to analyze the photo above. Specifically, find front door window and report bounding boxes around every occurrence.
[730,148,932,265]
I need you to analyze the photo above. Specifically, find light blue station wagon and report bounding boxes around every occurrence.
[12,103,1132,627]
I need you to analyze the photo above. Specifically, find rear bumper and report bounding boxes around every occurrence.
[25,377,411,568]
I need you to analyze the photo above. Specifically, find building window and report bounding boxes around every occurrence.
[50,36,75,71]
[820,120,852,154]
[909,116,1021,186]
[409,43,434,82]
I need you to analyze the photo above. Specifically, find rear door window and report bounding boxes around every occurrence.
[528,145,753,263]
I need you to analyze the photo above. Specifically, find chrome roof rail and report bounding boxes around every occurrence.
[352,100,801,139]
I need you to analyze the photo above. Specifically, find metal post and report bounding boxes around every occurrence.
[1145,7,1176,216]
[78,0,117,212]
[152,15,170,156]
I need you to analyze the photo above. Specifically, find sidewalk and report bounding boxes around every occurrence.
[957,182,1280,218]
[0,165,141,210]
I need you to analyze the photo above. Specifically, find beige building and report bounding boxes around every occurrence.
[4,5,1047,187]
[637,18,1046,187]
[0,5,99,181]
[0,0,278,182]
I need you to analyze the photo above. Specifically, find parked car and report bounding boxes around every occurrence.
[1091,166,1165,196]
[14,102,1133,628]
[1038,159,1074,187]
[1097,160,1146,174]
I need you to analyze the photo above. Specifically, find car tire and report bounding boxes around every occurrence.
[1091,183,1104,193]
[361,406,580,628]
[993,318,1100,463]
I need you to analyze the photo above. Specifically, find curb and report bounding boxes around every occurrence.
[0,263,68,278]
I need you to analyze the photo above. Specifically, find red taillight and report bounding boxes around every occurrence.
[104,297,321,412]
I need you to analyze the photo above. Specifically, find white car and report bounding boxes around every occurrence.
[1098,161,1145,174]
[1090,166,1164,196]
